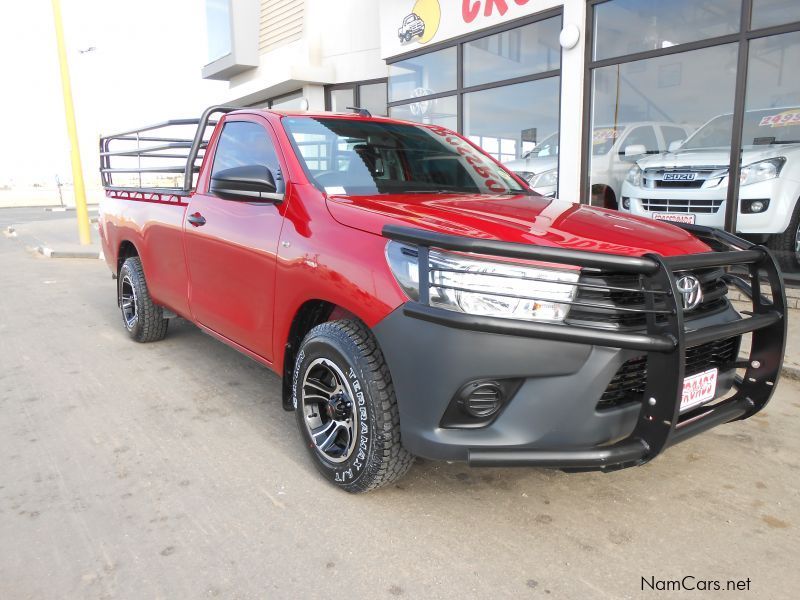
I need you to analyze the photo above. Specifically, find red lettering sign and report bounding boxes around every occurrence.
[484,0,508,17]
[462,0,531,23]
[462,0,480,23]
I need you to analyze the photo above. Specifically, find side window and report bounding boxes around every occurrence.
[662,125,690,148]
[622,126,659,154]
[211,121,281,182]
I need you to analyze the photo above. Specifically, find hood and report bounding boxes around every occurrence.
[638,144,799,169]
[326,193,710,258]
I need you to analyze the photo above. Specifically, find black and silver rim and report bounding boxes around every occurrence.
[120,274,138,330]
[301,358,357,464]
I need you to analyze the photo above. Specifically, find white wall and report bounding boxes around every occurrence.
[556,0,587,202]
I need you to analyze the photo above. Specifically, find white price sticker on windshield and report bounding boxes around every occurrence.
[325,186,346,196]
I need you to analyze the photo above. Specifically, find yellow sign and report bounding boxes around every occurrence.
[399,0,441,45]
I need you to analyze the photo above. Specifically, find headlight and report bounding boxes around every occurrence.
[386,241,579,322]
[739,158,785,186]
[625,164,643,187]
[531,168,558,189]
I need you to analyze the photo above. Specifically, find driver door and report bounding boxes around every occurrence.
[184,116,286,362]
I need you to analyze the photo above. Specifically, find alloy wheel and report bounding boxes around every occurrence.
[301,358,358,463]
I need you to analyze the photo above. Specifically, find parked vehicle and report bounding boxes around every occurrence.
[98,106,786,493]
[505,122,694,206]
[398,13,425,42]
[620,108,800,269]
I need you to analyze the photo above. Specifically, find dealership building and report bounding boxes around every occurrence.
[203,0,800,275]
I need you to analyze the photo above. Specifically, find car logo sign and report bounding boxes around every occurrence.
[676,274,703,311]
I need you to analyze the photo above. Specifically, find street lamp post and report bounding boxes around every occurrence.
[50,0,92,245]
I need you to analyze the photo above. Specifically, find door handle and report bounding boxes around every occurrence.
[187,212,206,227]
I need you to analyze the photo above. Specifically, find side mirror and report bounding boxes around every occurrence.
[210,165,282,202]
[668,140,684,153]
[622,144,647,158]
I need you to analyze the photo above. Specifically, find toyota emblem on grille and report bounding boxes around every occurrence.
[676,274,703,311]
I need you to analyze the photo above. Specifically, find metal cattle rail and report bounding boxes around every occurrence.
[99,105,240,195]
[382,223,787,472]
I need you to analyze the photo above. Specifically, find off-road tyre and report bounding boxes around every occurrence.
[766,199,800,271]
[118,256,169,343]
[292,319,413,493]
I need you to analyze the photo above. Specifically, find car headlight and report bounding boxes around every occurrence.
[531,168,558,189]
[739,158,785,186]
[386,241,579,322]
[625,164,643,187]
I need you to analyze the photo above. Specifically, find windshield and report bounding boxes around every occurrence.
[683,108,800,150]
[282,117,528,195]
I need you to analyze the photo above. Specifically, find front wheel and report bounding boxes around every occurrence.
[292,320,413,493]
[766,200,800,271]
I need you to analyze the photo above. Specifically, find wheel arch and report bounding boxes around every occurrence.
[280,299,362,411]
[117,239,140,275]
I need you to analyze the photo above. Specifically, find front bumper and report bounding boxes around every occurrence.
[376,224,787,472]
[620,177,799,234]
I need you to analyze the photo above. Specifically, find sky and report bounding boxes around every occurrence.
[0,0,226,187]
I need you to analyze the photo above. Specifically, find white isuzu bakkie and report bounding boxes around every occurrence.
[620,108,800,269]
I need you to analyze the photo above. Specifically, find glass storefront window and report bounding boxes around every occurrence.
[329,88,355,113]
[752,0,800,30]
[388,47,457,102]
[389,96,458,130]
[463,77,560,193]
[738,31,800,274]
[593,0,741,61]
[464,17,560,87]
[589,43,739,208]
[359,82,388,117]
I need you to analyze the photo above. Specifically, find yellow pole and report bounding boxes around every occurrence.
[51,0,91,245]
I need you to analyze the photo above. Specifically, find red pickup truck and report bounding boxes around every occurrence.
[99,106,787,493]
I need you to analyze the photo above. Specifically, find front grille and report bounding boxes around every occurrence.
[655,180,706,189]
[596,336,740,411]
[567,267,729,328]
[640,198,724,213]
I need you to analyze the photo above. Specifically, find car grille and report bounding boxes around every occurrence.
[654,180,706,189]
[596,336,740,411]
[567,267,729,329]
[640,198,724,213]
[642,167,727,191]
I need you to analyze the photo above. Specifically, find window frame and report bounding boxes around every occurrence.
[385,8,563,136]
[206,115,287,199]
[582,0,800,233]
[324,78,389,115]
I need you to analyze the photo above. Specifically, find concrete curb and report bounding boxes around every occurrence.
[782,365,800,382]
[36,245,102,260]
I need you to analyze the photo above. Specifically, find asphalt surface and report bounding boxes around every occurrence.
[1,213,799,599]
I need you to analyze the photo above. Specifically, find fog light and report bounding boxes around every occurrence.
[741,198,770,214]
[621,197,631,210]
[460,381,503,418]
[440,378,523,428]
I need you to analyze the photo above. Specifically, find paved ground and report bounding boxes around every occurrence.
[1,216,799,599]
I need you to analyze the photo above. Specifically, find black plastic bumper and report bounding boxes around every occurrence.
[378,223,787,472]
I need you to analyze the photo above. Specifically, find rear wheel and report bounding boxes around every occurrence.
[766,200,800,271]
[118,257,168,343]
[292,320,413,493]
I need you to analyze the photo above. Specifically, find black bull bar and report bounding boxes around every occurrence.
[382,223,787,472]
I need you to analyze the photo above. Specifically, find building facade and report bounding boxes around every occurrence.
[203,0,800,275]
